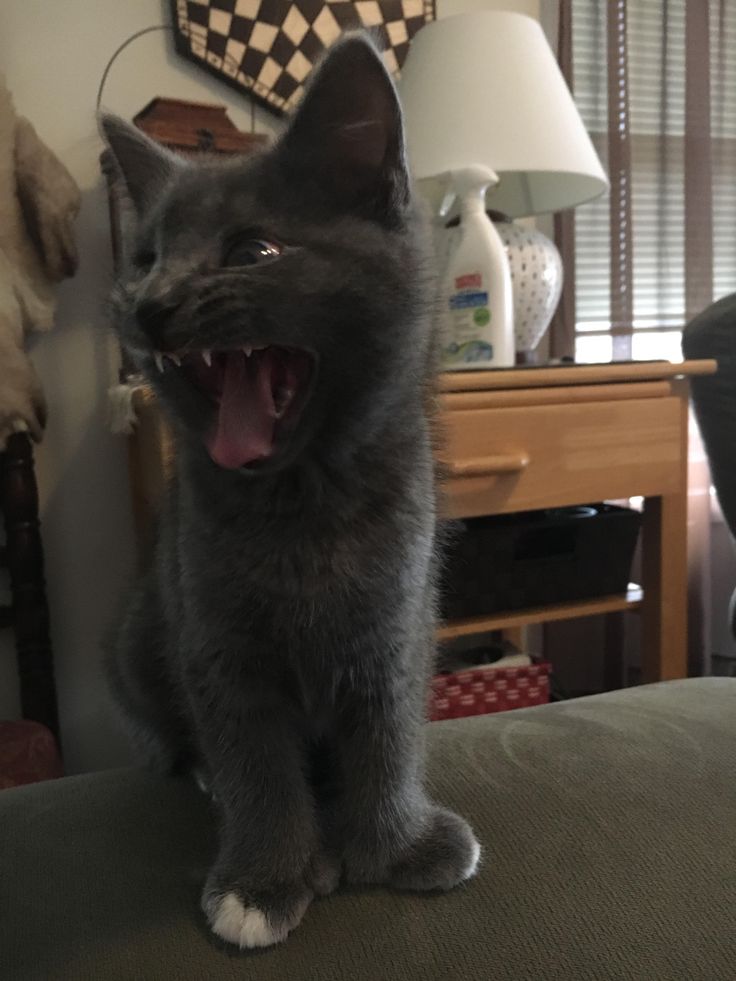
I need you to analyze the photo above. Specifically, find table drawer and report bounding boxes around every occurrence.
[441,396,684,518]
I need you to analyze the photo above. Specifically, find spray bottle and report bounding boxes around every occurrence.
[438,165,515,370]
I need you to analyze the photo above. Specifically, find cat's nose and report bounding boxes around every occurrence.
[136,298,181,339]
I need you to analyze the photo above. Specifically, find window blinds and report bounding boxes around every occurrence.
[571,0,736,360]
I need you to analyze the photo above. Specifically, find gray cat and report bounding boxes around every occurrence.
[102,34,480,949]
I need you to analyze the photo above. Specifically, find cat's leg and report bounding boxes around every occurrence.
[304,737,343,897]
[106,579,193,774]
[333,664,481,892]
[189,672,318,949]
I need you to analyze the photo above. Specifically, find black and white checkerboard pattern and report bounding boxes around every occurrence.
[171,0,434,116]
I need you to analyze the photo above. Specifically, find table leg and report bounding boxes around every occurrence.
[641,492,688,682]
[603,612,625,691]
[502,626,524,651]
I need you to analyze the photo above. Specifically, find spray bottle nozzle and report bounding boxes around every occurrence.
[451,165,499,198]
[436,166,500,218]
[449,166,500,217]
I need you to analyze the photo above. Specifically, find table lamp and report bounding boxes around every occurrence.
[398,11,609,367]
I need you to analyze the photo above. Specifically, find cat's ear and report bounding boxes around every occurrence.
[278,34,410,222]
[100,114,183,213]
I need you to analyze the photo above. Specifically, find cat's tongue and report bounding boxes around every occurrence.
[207,350,276,469]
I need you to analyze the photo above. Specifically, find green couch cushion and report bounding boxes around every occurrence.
[3,678,735,980]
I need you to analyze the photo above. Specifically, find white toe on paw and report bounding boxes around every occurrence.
[463,837,482,880]
[209,892,287,949]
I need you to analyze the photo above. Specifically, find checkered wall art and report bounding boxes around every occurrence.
[170,0,435,116]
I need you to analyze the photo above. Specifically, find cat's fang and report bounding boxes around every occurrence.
[202,349,212,367]
[153,351,164,373]
[243,345,253,357]
[169,353,182,367]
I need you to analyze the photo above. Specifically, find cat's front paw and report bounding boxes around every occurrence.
[202,884,312,949]
[389,806,481,892]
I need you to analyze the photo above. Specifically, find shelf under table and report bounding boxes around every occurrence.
[438,585,643,641]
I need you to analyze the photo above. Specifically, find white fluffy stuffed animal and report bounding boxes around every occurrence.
[0,76,80,446]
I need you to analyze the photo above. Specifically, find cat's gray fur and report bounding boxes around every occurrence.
[103,35,479,948]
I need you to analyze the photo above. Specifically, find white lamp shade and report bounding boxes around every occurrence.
[398,11,609,217]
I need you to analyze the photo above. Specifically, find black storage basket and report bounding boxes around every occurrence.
[440,503,642,620]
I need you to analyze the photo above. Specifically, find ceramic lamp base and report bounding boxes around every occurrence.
[492,216,563,355]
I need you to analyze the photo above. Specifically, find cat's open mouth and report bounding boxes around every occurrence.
[154,346,314,470]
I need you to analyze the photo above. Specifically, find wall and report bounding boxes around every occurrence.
[0,0,543,773]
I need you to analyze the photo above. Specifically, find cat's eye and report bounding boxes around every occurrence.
[134,249,156,272]
[223,236,283,268]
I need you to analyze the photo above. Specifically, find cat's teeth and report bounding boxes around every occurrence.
[202,349,212,367]
[243,345,253,357]
[153,351,164,374]
[169,353,182,367]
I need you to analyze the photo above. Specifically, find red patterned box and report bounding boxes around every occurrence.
[0,720,63,789]
[429,663,552,722]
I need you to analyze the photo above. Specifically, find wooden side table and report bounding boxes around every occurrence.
[438,360,717,682]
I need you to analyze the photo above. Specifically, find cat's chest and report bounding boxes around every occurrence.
[171,468,434,648]
[179,506,415,610]
[175,525,408,681]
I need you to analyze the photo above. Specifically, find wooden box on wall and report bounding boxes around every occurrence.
[133,97,268,154]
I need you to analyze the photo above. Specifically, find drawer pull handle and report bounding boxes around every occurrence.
[449,453,530,477]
